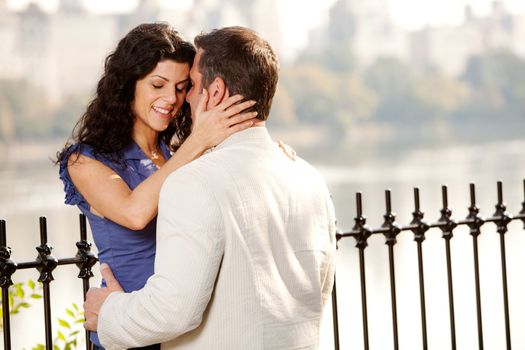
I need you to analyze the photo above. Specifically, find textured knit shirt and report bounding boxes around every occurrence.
[98,127,336,350]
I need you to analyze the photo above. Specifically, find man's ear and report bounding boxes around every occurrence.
[206,77,227,108]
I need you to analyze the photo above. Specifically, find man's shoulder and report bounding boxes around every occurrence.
[162,152,225,191]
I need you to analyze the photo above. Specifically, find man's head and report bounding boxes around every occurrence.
[186,26,279,121]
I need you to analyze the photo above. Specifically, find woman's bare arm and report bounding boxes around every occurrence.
[68,92,257,230]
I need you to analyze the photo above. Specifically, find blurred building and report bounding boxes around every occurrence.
[411,1,525,76]
[314,0,410,65]
[0,0,116,107]
[315,0,525,76]
[0,0,283,107]
[0,0,23,80]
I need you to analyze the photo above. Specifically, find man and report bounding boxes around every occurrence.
[84,26,336,350]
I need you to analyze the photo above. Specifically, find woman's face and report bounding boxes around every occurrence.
[132,59,190,134]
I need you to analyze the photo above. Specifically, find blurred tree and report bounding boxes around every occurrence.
[281,63,339,126]
[461,50,525,118]
[412,72,470,117]
[295,45,358,73]
[336,73,377,127]
[364,57,411,99]
[0,79,49,139]
[0,95,15,143]
[49,95,88,138]
[269,85,297,127]
[364,57,420,123]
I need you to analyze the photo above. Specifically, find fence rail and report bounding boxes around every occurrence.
[331,180,525,350]
[1,180,524,349]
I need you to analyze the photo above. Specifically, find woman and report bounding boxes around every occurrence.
[57,23,257,349]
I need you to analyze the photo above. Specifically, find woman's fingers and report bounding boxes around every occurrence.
[226,118,257,134]
[216,94,256,117]
[224,100,257,117]
[227,111,258,127]
[277,140,297,161]
[195,89,209,116]
[217,94,245,111]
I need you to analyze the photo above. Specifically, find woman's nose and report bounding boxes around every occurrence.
[164,89,177,104]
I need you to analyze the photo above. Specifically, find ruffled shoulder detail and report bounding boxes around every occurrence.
[58,144,95,207]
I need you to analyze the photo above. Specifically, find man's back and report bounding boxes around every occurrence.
[159,127,336,349]
[97,127,336,349]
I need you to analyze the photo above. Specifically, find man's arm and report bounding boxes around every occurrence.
[97,167,225,349]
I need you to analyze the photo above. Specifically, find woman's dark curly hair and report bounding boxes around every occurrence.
[57,22,195,164]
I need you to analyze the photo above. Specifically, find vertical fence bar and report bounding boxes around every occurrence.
[37,217,58,350]
[331,273,340,350]
[79,214,91,350]
[0,219,15,350]
[438,186,457,350]
[358,248,369,350]
[466,183,484,350]
[352,193,371,350]
[382,190,401,350]
[493,181,512,350]
[75,214,97,350]
[410,188,429,350]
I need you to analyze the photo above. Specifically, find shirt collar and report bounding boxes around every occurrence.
[212,127,272,152]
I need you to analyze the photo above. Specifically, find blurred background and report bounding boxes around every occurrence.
[1,0,525,349]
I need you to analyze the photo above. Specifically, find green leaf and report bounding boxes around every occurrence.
[65,308,74,318]
[72,303,79,311]
[57,330,66,342]
[28,280,35,290]
[19,302,30,309]
[15,284,24,299]
[53,345,60,350]
[75,318,84,324]
[69,330,80,336]
[58,319,71,329]
[30,294,42,299]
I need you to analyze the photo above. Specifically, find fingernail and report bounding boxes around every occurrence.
[251,100,257,105]
[253,111,258,115]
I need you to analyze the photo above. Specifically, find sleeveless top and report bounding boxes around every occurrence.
[59,140,171,347]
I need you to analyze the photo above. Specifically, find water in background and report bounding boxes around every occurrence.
[1,139,524,349]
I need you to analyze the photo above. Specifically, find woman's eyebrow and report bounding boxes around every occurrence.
[151,75,168,82]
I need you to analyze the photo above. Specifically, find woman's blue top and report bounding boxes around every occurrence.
[59,140,171,347]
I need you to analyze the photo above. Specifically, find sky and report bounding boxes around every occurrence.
[6,0,525,53]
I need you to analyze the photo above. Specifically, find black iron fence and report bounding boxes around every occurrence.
[1,180,524,349]
[331,180,525,350]
[0,215,97,350]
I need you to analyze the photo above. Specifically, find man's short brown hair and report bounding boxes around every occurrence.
[194,26,279,121]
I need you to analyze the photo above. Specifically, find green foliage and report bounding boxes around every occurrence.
[0,279,43,326]
[31,302,85,350]
[0,280,85,350]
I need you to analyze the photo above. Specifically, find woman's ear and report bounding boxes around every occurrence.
[206,77,227,108]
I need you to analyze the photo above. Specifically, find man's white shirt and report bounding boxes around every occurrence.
[98,127,336,350]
